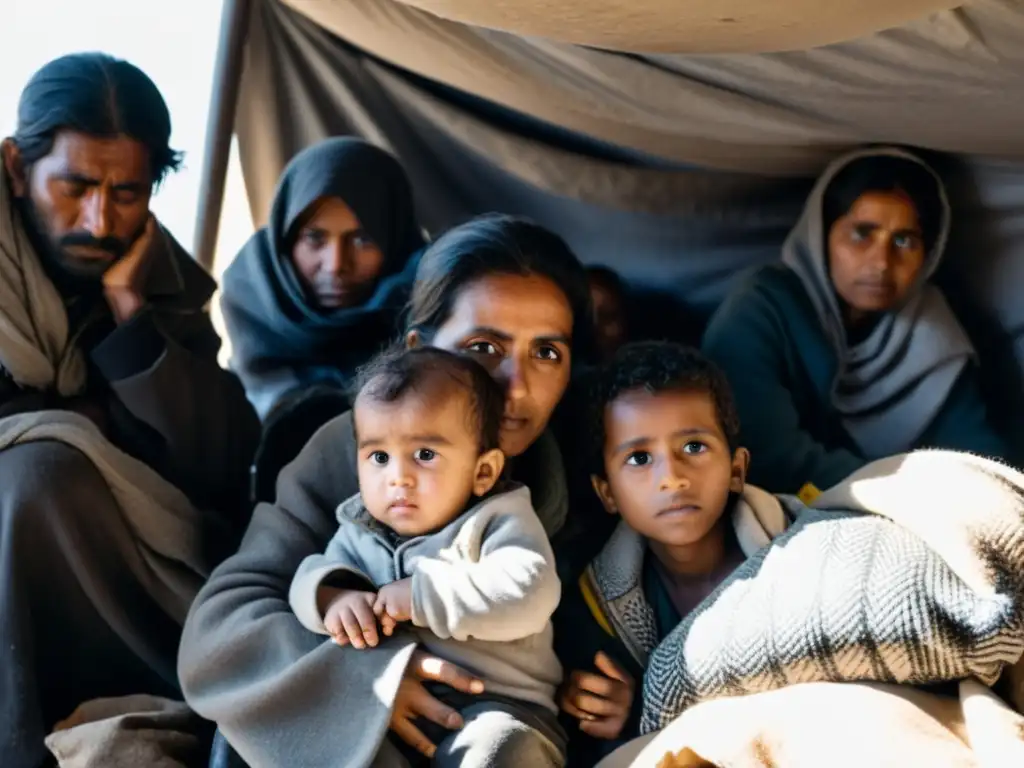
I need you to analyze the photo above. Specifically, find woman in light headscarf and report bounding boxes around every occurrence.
[221,138,425,420]
[702,147,1007,495]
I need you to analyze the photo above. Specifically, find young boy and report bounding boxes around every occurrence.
[554,341,790,766]
[289,347,565,767]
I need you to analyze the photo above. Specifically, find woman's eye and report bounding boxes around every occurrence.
[466,341,499,357]
[369,451,389,466]
[682,441,708,455]
[302,230,326,247]
[893,233,917,250]
[414,448,436,462]
[850,225,872,243]
[625,451,653,467]
[535,345,562,362]
[353,233,375,249]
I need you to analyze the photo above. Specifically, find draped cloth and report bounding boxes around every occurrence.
[0,410,215,622]
[0,163,88,396]
[601,679,1024,767]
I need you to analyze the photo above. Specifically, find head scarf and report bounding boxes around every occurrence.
[782,146,974,457]
[221,138,425,418]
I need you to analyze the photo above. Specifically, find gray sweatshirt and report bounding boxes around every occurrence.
[289,484,562,712]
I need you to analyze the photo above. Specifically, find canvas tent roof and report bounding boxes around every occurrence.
[197,0,1024,439]
[380,0,964,53]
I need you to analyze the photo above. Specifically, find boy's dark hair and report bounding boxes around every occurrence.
[588,341,740,477]
[354,346,504,452]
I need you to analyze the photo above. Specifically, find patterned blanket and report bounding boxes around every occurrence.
[641,450,1024,733]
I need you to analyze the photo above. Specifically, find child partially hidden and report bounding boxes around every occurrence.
[555,342,792,766]
[289,347,566,767]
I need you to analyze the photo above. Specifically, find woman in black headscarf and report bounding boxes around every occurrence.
[221,138,425,420]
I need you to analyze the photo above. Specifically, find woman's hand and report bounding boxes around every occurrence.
[390,650,485,759]
[559,652,635,740]
[323,589,380,649]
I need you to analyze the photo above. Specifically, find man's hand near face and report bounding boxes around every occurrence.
[102,216,156,323]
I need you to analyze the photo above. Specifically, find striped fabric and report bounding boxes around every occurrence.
[641,451,1024,733]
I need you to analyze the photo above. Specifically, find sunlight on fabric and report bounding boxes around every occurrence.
[211,139,252,366]
[817,450,1024,599]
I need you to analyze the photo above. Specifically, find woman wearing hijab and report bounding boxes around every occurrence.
[702,147,1007,495]
[221,138,425,420]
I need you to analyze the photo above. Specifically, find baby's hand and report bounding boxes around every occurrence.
[374,578,413,635]
[323,589,380,649]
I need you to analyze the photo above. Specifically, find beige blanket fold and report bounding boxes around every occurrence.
[0,164,86,396]
[44,695,208,768]
[604,678,1024,768]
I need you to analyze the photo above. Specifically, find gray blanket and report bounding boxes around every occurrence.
[641,450,1024,733]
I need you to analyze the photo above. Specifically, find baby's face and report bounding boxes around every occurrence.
[354,387,486,537]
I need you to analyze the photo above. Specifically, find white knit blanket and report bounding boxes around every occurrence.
[641,450,1024,733]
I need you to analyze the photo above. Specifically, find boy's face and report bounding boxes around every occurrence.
[354,385,504,537]
[593,388,749,548]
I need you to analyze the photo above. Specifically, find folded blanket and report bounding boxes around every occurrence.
[641,450,1024,733]
[611,679,1024,768]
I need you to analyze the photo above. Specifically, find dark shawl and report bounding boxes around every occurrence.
[221,138,425,418]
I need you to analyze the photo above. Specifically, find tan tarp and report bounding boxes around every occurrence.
[393,0,961,53]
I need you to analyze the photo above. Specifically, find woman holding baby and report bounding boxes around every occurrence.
[179,215,604,767]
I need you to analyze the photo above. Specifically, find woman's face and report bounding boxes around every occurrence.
[424,273,574,458]
[827,190,927,325]
[290,197,385,310]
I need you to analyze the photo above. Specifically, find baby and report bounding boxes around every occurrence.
[289,347,565,767]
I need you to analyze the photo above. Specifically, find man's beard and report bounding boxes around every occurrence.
[15,195,129,295]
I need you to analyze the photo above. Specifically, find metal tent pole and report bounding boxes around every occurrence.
[192,0,252,270]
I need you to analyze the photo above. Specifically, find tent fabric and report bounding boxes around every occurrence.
[275,0,1024,173]
[389,0,962,54]
[232,0,1024,455]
